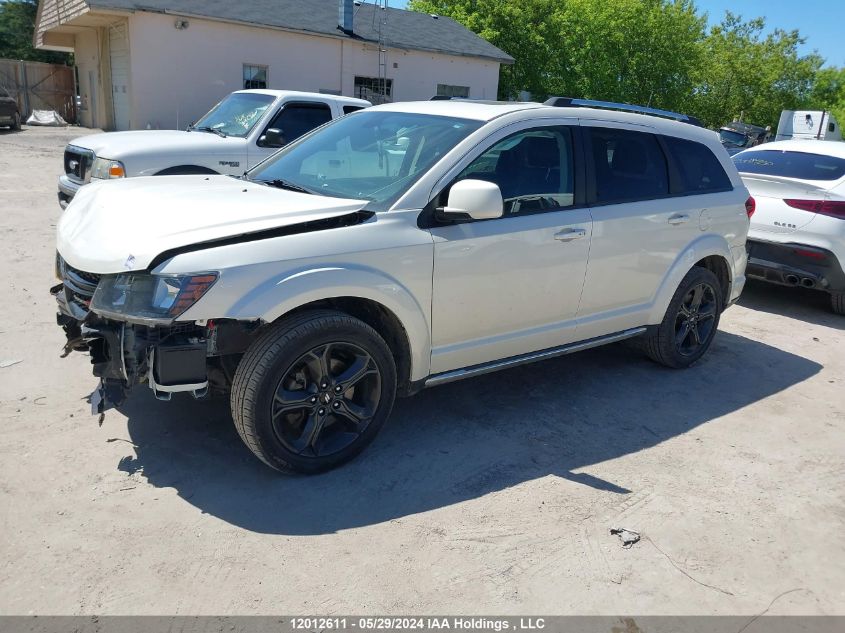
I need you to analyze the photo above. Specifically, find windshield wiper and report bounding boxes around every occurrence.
[258,178,316,195]
[188,125,227,138]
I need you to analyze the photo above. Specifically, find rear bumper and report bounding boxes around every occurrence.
[57,174,82,209]
[746,239,845,293]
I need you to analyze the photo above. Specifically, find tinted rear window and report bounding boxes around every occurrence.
[733,150,845,181]
[663,136,732,193]
[588,127,669,203]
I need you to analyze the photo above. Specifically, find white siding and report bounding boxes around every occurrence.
[108,21,131,130]
[35,0,89,48]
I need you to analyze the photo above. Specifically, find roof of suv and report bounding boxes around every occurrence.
[370,100,718,141]
[233,89,371,107]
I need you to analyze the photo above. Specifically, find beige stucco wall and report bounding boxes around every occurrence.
[126,12,501,130]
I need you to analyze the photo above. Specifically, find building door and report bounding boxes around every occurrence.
[108,22,130,130]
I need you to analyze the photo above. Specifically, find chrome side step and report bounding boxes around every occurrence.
[425,327,647,388]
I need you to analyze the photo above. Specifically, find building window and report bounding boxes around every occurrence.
[437,84,470,98]
[243,64,268,90]
[354,76,392,104]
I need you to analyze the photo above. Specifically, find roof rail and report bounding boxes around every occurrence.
[544,96,704,127]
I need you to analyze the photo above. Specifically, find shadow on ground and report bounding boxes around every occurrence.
[738,280,844,330]
[116,330,821,534]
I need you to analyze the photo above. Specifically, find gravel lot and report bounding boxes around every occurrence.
[1,125,843,615]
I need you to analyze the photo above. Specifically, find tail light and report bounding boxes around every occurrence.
[784,199,845,219]
[745,196,755,218]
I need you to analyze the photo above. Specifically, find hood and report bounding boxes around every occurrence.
[69,130,239,159]
[57,175,368,274]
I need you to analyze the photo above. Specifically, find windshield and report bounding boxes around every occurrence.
[192,92,275,138]
[720,129,748,147]
[248,111,483,210]
[733,150,845,181]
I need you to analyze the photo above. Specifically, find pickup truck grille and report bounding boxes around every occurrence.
[63,146,94,183]
[56,253,101,311]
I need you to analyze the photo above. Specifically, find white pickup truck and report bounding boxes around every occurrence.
[57,89,370,207]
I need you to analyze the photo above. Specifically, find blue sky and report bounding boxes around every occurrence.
[391,0,844,67]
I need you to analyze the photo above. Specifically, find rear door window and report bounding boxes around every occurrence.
[733,150,845,181]
[663,136,732,193]
[587,127,669,203]
[267,102,333,144]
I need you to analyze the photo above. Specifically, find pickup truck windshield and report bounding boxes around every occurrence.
[248,111,482,210]
[720,129,748,147]
[192,93,275,138]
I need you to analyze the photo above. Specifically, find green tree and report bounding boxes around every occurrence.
[0,0,71,64]
[809,66,845,131]
[692,12,821,129]
[409,0,559,99]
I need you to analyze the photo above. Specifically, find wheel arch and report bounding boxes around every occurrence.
[277,296,416,396]
[154,165,219,176]
[647,236,736,324]
[180,264,433,388]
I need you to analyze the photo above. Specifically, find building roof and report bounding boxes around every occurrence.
[86,0,514,64]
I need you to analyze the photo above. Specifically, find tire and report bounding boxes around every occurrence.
[832,292,845,315]
[12,112,21,131]
[642,267,724,369]
[230,310,397,474]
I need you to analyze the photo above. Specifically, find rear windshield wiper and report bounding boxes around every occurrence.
[188,125,227,138]
[258,178,316,195]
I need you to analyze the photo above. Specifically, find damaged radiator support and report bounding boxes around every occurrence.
[57,311,210,414]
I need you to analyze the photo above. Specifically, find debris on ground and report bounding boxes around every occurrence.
[610,527,641,549]
[0,359,23,369]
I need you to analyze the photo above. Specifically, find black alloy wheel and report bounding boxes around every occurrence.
[674,282,718,357]
[642,266,724,369]
[231,310,397,474]
[271,342,381,457]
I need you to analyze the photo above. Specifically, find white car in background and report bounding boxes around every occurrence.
[58,89,370,207]
[733,140,845,314]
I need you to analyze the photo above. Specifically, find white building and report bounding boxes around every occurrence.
[34,0,513,131]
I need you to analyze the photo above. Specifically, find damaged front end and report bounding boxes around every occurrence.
[52,254,251,415]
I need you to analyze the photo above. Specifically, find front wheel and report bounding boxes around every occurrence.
[230,310,397,474]
[642,267,724,368]
[12,112,21,131]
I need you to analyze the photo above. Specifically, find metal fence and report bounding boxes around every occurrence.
[0,58,76,123]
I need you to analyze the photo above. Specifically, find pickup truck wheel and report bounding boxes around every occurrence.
[831,292,845,315]
[642,267,723,369]
[230,310,397,474]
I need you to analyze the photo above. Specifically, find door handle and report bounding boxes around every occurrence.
[668,214,690,225]
[554,228,587,242]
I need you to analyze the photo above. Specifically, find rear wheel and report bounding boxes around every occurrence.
[12,112,21,131]
[832,292,845,316]
[230,310,397,474]
[642,267,723,368]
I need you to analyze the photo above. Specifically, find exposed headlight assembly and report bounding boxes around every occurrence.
[91,272,218,325]
[90,156,126,179]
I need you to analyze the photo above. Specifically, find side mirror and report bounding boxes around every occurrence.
[261,128,285,148]
[439,179,503,221]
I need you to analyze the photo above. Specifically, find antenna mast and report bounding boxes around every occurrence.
[376,0,389,104]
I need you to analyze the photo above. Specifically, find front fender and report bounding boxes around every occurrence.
[646,234,738,324]
[183,263,433,381]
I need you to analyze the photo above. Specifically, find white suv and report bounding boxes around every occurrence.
[53,98,751,473]
[57,89,370,207]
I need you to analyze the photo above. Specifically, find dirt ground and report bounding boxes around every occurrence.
[0,125,843,616]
